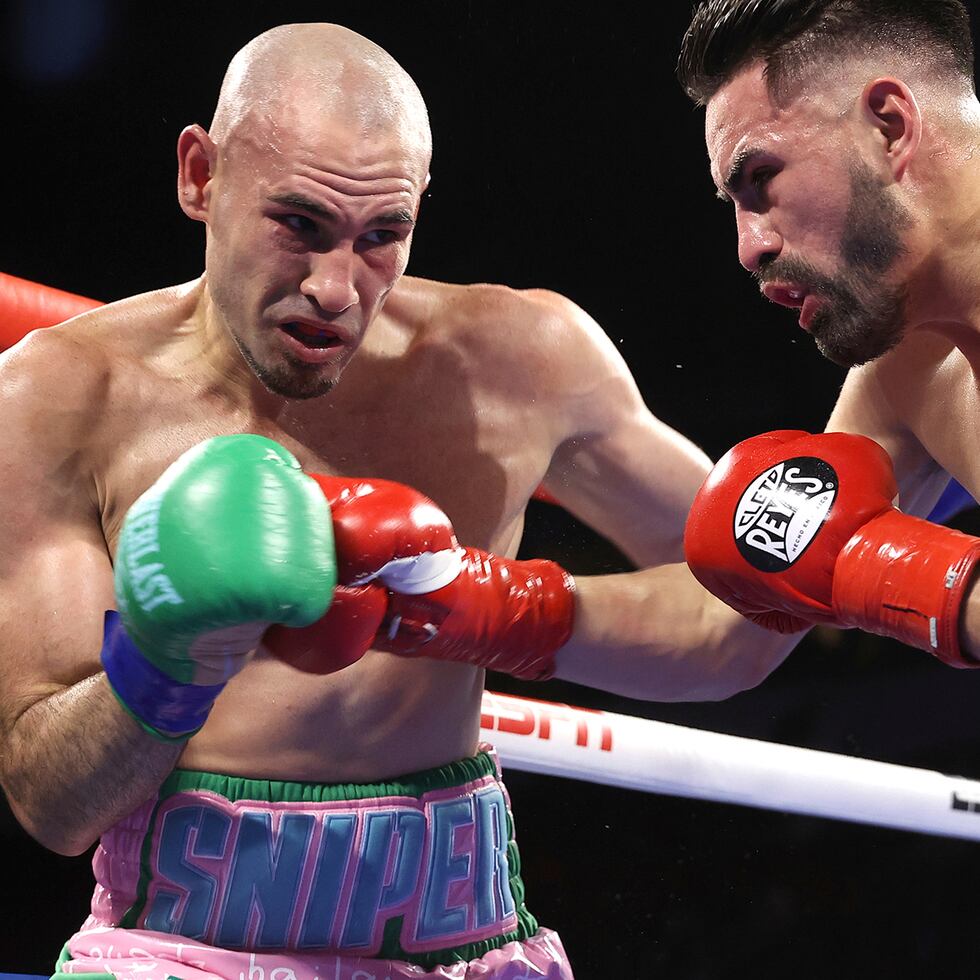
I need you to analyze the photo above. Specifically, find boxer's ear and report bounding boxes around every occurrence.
[860,77,921,182]
[177,124,218,222]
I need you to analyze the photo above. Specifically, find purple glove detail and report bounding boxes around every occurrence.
[100,611,226,741]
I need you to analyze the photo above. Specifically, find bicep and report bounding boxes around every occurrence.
[0,507,115,732]
[519,291,710,566]
[0,356,115,726]
[544,403,711,568]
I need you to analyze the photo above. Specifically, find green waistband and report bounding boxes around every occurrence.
[161,750,500,805]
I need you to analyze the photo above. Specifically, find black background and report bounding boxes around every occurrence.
[4,2,980,977]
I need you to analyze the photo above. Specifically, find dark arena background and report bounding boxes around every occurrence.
[5,2,980,977]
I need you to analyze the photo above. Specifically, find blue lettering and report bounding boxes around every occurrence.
[417,798,474,942]
[379,811,425,914]
[297,813,357,949]
[215,812,314,948]
[144,805,230,938]
[340,810,396,949]
[474,788,514,927]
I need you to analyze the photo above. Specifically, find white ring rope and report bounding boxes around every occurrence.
[481,690,980,842]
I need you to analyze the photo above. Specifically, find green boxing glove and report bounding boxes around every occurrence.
[102,434,337,741]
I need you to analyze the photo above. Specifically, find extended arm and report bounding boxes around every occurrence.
[275,292,802,701]
[554,565,800,700]
[531,292,801,697]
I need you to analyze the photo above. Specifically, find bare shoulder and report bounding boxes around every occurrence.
[0,318,112,450]
[829,331,960,514]
[393,277,627,391]
[474,281,602,343]
[0,281,194,472]
[829,331,957,438]
[398,275,606,338]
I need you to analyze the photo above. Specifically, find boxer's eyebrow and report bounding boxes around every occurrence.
[716,146,766,201]
[268,193,414,228]
[269,192,334,219]
[372,208,415,227]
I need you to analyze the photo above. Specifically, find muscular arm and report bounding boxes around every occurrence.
[0,331,179,855]
[828,349,980,662]
[4,677,181,855]
[556,566,800,701]
[522,291,800,699]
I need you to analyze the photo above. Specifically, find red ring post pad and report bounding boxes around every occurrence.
[100,611,226,741]
[0,271,101,349]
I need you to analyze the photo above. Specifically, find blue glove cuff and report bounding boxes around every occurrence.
[100,610,226,742]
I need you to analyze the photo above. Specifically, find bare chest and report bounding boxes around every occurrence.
[96,360,553,559]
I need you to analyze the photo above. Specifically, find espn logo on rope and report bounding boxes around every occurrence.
[481,692,613,752]
[734,457,838,572]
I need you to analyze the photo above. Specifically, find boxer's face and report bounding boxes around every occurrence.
[706,63,913,367]
[204,106,427,399]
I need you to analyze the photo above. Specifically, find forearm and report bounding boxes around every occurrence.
[553,564,803,701]
[2,672,182,855]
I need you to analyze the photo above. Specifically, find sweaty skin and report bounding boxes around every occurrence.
[0,26,794,857]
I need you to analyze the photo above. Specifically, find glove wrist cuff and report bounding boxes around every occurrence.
[377,552,576,681]
[516,559,576,680]
[462,553,576,681]
[832,511,980,667]
[100,611,226,740]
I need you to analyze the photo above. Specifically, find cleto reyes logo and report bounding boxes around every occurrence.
[733,456,838,572]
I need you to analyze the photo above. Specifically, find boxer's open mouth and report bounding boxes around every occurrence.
[280,321,341,349]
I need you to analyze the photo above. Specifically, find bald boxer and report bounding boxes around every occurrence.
[677,2,980,659]
[0,24,797,980]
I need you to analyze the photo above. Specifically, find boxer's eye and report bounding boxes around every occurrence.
[361,229,399,246]
[280,214,317,234]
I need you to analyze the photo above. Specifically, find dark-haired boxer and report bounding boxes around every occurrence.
[0,23,797,980]
[678,2,980,656]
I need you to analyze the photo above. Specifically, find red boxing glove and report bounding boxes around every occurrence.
[263,475,450,674]
[376,549,576,680]
[266,476,576,679]
[684,430,980,667]
[263,583,387,674]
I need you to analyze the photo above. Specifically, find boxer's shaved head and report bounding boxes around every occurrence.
[210,23,431,178]
[181,23,433,400]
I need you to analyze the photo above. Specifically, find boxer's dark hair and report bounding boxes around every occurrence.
[677,0,974,105]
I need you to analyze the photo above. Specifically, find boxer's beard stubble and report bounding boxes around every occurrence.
[234,332,337,400]
[757,162,913,367]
